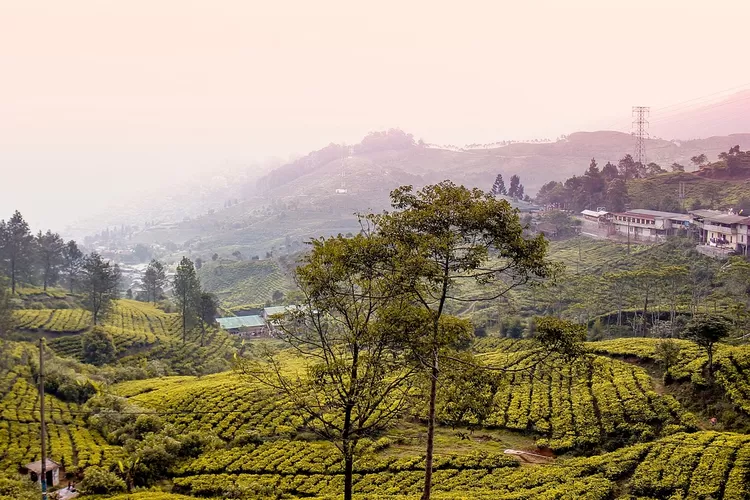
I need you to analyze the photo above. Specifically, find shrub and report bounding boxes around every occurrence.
[81,327,116,366]
[0,474,38,500]
[79,466,126,495]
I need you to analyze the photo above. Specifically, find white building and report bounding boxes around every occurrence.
[610,209,691,242]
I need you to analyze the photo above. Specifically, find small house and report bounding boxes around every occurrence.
[25,459,61,487]
[580,209,610,222]
[216,315,267,338]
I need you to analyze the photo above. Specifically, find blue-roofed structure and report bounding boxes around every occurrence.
[216,315,267,337]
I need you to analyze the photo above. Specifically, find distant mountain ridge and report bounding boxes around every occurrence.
[256,129,750,200]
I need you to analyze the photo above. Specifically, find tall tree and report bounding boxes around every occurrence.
[198,292,219,346]
[671,162,685,173]
[601,161,619,182]
[237,233,417,500]
[490,174,506,196]
[81,253,121,325]
[142,260,168,304]
[0,278,14,338]
[0,211,35,294]
[690,153,708,169]
[683,315,729,379]
[173,257,201,344]
[372,182,554,500]
[36,230,65,291]
[605,178,629,212]
[647,162,666,176]
[508,174,522,198]
[617,154,639,180]
[62,240,84,294]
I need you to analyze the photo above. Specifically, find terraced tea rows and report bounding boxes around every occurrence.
[115,374,301,439]
[170,432,750,499]
[14,309,91,333]
[590,338,750,414]
[115,346,692,452]
[476,349,695,450]
[0,343,117,473]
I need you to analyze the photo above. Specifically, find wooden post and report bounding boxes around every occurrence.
[39,338,48,500]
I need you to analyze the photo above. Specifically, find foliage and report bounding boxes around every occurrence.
[81,252,122,325]
[654,338,681,375]
[589,338,750,414]
[81,327,117,366]
[0,341,117,474]
[490,174,506,196]
[61,240,84,294]
[238,232,418,500]
[198,292,220,346]
[372,181,559,499]
[35,230,64,291]
[173,257,201,343]
[538,210,581,238]
[0,473,37,500]
[79,465,126,494]
[683,315,730,377]
[0,211,34,294]
[0,280,13,339]
[142,260,168,304]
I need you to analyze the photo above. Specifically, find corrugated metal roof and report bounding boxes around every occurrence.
[628,209,691,221]
[217,315,265,329]
[263,306,290,316]
[581,210,609,217]
[690,210,750,224]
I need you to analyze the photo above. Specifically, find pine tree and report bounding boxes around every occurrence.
[142,259,167,304]
[62,240,84,294]
[198,292,220,346]
[0,278,14,338]
[173,257,201,344]
[81,253,121,325]
[508,175,522,198]
[36,230,65,291]
[0,211,35,294]
[491,174,507,196]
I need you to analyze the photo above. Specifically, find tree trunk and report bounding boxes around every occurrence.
[200,321,205,347]
[707,345,714,379]
[421,347,438,500]
[10,259,15,294]
[344,450,354,500]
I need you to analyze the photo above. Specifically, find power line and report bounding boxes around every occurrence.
[649,93,750,126]
[651,82,750,113]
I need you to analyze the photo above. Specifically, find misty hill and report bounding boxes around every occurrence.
[124,129,750,263]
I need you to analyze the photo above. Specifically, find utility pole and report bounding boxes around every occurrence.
[576,227,582,274]
[678,182,686,213]
[38,338,48,500]
[632,106,650,169]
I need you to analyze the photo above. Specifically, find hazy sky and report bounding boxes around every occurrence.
[2,0,750,230]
